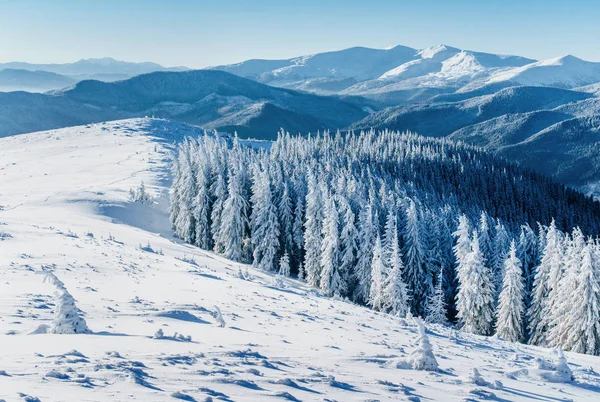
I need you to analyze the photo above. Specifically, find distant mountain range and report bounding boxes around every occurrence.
[0,70,366,140]
[1,46,600,193]
[212,45,600,104]
[0,57,188,92]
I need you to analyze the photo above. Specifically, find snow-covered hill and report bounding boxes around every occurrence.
[1,118,600,401]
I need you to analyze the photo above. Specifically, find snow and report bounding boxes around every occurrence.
[486,55,600,88]
[1,118,600,401]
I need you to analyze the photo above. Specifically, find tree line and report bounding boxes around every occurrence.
[169,129,600,355]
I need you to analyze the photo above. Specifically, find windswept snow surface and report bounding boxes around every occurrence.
[1,118,600,401]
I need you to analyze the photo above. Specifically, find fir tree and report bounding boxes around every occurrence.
[383,215,410,317]
[456,234,495,335]
[250,169,280,271]
[557,242,600,355]
[279,252,291,277]
[353,203,377,304]
[426,269,448,325]
[304,172,324,287]
[528,220,562,346]
[339,197,358,298]
[369,235,386,311]
[218,164,249,262]
[320,192,344,297]
[403,200,430,316]
[495,240,525,342]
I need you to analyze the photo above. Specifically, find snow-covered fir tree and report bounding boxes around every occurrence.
[495,240,525,342]
[528,220,563,347]
[553,241,600,355]
[456,234,495,335]
[353,203,377,304]
[304,172,324,287]
[339,196,358,297]
[383,211,410,317]
[250,168,280,271]
[403,200,431,317]
[369,234,386,311]
[279,252,291,277]
[320,191,345,297]
[426,269,447,325]
[492,221,511,301]
[218,162,250,262]
[278,180,294,257]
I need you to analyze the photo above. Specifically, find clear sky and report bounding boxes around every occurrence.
[0,0,599,67]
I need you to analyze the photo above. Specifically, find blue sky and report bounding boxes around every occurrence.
[0,0,598,67]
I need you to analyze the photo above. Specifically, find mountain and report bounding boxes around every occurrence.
[0,70,367,139]
[351,85,600,188]
[213,44,537,102]
[477,55,600,89]
[1,118,600,401]
[214,45,600,108]
[0,57,189,83]
[0,69,76,92]
[213,45,418,90]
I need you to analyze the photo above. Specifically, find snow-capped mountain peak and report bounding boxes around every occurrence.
[417,44,460,59]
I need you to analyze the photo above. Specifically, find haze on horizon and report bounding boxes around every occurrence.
[0,0,599,68]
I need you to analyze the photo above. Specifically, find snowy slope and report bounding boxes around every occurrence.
[483,55,600,89]
[1,118,600,401]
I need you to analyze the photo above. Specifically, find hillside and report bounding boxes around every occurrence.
[351,86,600,188]
[0,57,188,81]
[1,118,600,401]
[0,69,76,92]
[0,70,367,140]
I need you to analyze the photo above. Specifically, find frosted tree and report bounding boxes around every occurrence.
[250,169,280,271]
[169,154,182,230]
[528,219,562,346]
[44,272,90,334]
[478,211,493,262]
[320,192,344,297]
[549,235,600,354]
[492,220,511,300]
[369,235,386,311]
[218,163,249,262]
[495,240,525,342]
[453,214,472,279]
[192,156,212,250]
[403,200,430,316]
[339,197,357,297]
[279,252,291,277]
[173,142,197,243]
[304,172,324,287]
[404,317,439,371]
[353,203,377,304]
[383,215,410,318]
[556,242,600,355]
[292,196,305,262]
[517,223,538,301]
[278,181,294,257]
[210,163,227,253]
[382,209,398,264]
[426,269,447,325]
[456,234,495,335]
